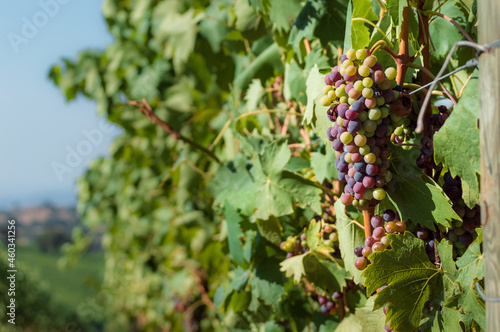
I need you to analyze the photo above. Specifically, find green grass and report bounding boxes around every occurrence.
[16,246,104,309]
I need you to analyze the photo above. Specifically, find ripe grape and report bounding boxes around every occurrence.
[371,215,385,228]
[355,257,368,270]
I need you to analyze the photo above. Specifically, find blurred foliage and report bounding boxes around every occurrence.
[48,0,482,331]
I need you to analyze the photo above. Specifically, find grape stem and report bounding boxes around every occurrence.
[363,209,373,238]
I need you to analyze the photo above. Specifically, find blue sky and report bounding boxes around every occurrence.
[0,0,120,208]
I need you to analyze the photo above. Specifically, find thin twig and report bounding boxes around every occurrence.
[304,38,312,54]
[129,99,222,165]
[424,10,475,43]
[407,63,457,104]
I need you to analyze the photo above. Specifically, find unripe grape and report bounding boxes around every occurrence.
[373,188,386,200]
[368,108,381,120]
[359,145,371,156]
[323,85,333,94]
[340,132,353,144]
[372,242,385,252]
[354,134,367,146]
[381,236,391,246]
[373,227,386,240]
[385,67,397,80]
[354,80,364,91]
[362,246,373,257]
[364,153,377,164]
[385,222,397,234]
[346,48,357,60]
[355,257,368,270]
[358,64,371,77]
[363,77,374,88]
[346,65,357,76]
[365,97,377,109]
[362,87,374,98]
[342,59,353,67]
[327,90,336,99]
[356,49,367,60]
[320,95,332,106]
[364,55,377,67]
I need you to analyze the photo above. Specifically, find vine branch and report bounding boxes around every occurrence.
[129,99,222,165]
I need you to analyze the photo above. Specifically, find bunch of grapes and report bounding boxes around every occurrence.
[280,213,339,259]
[416,105,450,169]
[317,291,343,315]
[442,172,481,251]
[354,209,406,270]
[322,48,408,209]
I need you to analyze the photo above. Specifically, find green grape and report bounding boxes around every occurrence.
[320,95,332,107]
[364,55,377,67]
[359,145,371,155]
[345,152,353,163]
[354,80,364,91]
[356,49,367,60]
[342,59,353,67]
[363,77,373,88]
[339,96,348,104]
[340,132,353,144]
[358,64,371,77]
[376,97,385,106]
[380,107,390,118]
[323,85,333,93]
[348,97,357,105]
[369,108,381,120]
[394,126,404,136]
[373,188,386,200]
[363,119,377,132]
[364,153,376,164]
[346,65,357,76]
[385,67,397,80]
[357,111,368,122]
[336,84,347,97]
[354,134,367,146]
[346,48,357,60]
[362,87,374,98]
[336,117,344,126]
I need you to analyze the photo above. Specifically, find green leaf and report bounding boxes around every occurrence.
[353,296,387,332]
[306,219,322,248]
[387,147,461,230]
[434,72,480,208]
[450,229,485,329]
[311,145,338,183]
[251,141,323,220]
[334,314,363,332]
[304,65,332,145]
[343,0,353,51]
[350,0,378,49]
[235,0,259,31]
[211,155,257,216]
[334,199,365,284]
[256,216,283,246]
[267,0,303,33]
[279,254,306,283]
[363,232,442,332]
[224,203,246,265]
[249,259,286,310]
[288,0,347,55]
[244,79,266,111]
[428,1,466,58]
[437,239,459,299]
[425,307,464,332]
[385,0,405,25]
[303,253,348,292]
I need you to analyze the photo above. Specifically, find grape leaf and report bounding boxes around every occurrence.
[385,0,405,25]
[363,232,443,332]
[303,253,348,292]
[245,79,265,112]
[224,203,246,265]
[306,219,323,248]
[249,259,286,310]
[334,200,365,284]
[350,0,378,49]
[279,254,306,283]
[311,146,338,183]
[434,72,480,208]
[387,146,460,230]
[446,229,485,329]
[334,314,363,331]
[256,216,283,246]
[267,0,303,33]
[304,65,332,144]
[421,307,464,332]
[428,1,466,58]
[251,141,323,220]
[288,0,347,55]
[210,155,257,216]
[354,296,387,332]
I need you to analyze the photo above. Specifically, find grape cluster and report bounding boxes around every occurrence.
[443,172,481,251]
[416,105,450,169]
[322,48,407,209]
[280,214,339,259]
[354,209,406,270]
[317,291,343,315]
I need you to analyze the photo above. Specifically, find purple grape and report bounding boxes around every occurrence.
[383,209,395,222]
[354,246,364,257]
[363,176,375,188]
[332,139,343,152]
[354,182,366,194]
[354,171,364,182]
[366,164,379,176]
[371,216,385,228]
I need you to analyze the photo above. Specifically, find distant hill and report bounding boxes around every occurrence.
[0,204,101,251]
